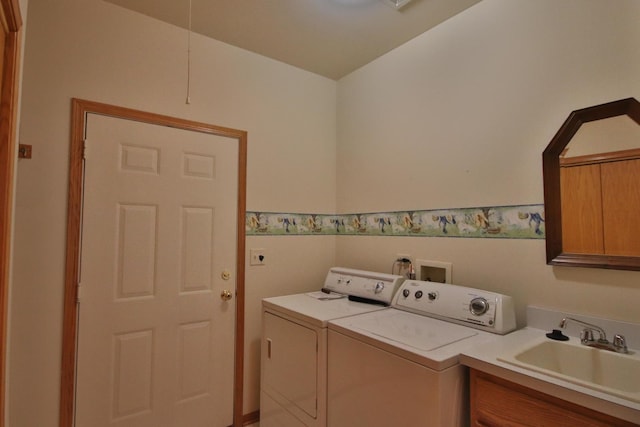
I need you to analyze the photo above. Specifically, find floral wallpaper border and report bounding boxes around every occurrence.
[246,204,545,239]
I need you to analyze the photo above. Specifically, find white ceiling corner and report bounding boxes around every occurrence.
[104,0,481,80]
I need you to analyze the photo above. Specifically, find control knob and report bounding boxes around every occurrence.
[402,289,410,298]
[415,290,423,299]
[470,297,489,315]
[374,281,384,294]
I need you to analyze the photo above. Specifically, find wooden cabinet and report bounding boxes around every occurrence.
[469,369,637,427]
[560,163,604,254]
[601,159,640,256]
[560,153,640,257]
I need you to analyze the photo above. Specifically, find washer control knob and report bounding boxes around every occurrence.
[470,297,489,315]
[415,290,424,299]
[428,292,437,301]
[374,281,384,294]
[402,289,410,298]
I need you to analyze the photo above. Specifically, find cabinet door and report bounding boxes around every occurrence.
[560,164,604,254]
[262,312,318,418]
[470,369,637,427]
[602,158,640,256]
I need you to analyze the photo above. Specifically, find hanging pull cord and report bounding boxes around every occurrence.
[186,0,192,104]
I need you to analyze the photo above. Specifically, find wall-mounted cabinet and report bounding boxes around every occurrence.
[543,97,640,270]
[560,150,640,257]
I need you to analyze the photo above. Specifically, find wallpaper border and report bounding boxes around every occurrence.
[246,204,545,239]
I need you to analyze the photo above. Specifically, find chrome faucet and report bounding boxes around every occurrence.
[559,317,628,354]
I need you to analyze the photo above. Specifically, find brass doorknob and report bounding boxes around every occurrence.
[221,290,233,301]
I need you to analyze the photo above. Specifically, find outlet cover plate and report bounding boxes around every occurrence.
[250,248,266,266]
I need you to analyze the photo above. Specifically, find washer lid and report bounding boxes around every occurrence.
[329,309,499,371]
[352,310,478,351]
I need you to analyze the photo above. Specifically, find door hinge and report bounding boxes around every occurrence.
[76,282,82,303]
[82,140,87,160]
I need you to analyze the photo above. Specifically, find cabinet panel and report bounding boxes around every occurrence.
[470,369,636,427]
[602,159,640,256]
[560,164,604,254]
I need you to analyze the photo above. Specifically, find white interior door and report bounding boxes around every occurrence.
[75,113,238,427]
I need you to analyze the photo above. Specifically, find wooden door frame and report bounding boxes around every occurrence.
[60,99,247,427]
[0,0,22,425]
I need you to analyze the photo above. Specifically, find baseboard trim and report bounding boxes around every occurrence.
[243,410,260,426]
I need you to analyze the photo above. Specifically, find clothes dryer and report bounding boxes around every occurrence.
[260,267,404,427]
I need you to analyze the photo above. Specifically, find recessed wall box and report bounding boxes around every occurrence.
[416,259,452,283]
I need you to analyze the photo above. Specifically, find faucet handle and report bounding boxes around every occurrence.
[580,328,595,343]
[613,334,629,354]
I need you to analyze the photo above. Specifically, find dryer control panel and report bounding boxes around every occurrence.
[392,280,516,334]
[323,267,405,305]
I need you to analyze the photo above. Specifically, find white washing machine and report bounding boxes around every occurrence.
[260,267,405,427]
[327,279,516,427]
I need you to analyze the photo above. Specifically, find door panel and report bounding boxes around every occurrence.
[76,114,237,427]
[262,312,318,418]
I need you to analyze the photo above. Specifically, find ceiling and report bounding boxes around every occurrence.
[104,0,481,80]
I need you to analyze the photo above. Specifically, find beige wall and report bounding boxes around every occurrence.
[9,0,640,425]
[336,0,640,324]
[9,0,336,425]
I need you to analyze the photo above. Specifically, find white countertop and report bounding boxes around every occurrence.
[460,326,640,425]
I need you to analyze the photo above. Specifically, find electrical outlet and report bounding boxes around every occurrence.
[250,248,266,266]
